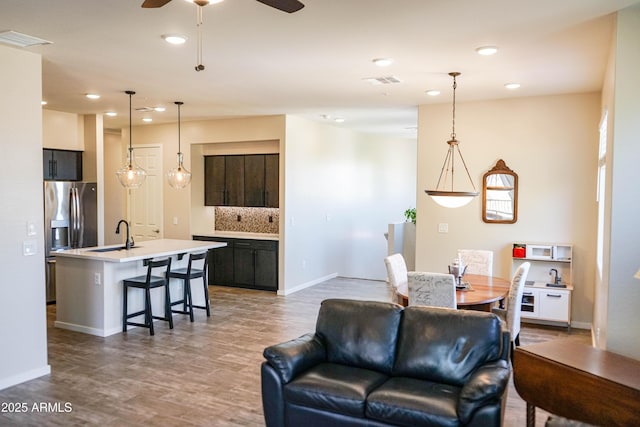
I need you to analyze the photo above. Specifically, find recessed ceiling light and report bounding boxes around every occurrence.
[505,83,521,89]
[162,34,188,45]
[142,118,153,122]
[41,100,47,106]
[334,117,345,123]
[85,93,100,100]
[426,90,440,96]
[372,58,394,67]
[476,46,498,56]
[105,111,117,117]
[154,107,166,112]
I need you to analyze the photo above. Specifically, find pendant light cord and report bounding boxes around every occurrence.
[451,73,457,140]
[126,90,136,167]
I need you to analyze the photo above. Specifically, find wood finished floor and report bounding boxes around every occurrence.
[0,277,589,426]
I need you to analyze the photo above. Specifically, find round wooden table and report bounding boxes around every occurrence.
[399,273,511,312]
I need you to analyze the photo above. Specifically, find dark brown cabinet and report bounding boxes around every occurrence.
[204,154,279,207]
[193,236,278,291]
[43,149,83,181]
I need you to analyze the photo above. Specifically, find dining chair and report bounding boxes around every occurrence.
[492,261,531,362]
[458,249,494,276]
[384,253,408,304]
[407,271,457,309]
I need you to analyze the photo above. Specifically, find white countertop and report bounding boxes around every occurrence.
[53,238,227,263]
[192,231,279,241]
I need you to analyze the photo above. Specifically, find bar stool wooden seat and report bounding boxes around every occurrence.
[168,251,210,321]
[122,257,173,336]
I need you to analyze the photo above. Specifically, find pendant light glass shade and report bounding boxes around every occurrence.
[425,72,478,208]
[167,101,192,189]
[116,90,146,189]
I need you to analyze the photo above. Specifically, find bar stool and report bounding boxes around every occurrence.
[122,257,173,336]
[168,251,210,321]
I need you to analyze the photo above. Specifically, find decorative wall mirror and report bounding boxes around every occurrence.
[482,159,518,224]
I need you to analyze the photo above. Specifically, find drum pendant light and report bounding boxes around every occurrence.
[425,72,478,208]
[116,90,146,189]
[166,101,192,189]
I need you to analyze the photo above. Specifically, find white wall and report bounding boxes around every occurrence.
[42,109,84,150]
[603,5,640,359]
[416,93,600,327]
[0,45,51,390]
[283,116,416,292]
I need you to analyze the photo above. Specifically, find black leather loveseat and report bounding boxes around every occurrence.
[261,299,511,427]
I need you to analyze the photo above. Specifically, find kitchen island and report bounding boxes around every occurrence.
[53,239,227,337]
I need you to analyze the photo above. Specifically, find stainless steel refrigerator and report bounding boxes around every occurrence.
[44,181,98,303]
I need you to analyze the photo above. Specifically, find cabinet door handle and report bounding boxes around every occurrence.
[546,293,562,298]
[523,292,534,296]
[53,159,57,177]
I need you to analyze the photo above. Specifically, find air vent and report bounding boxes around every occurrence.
[135,107,154,112]
[362,76,402,85]
[0,30,52,47]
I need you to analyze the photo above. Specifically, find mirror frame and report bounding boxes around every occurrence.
[482,159,518,224]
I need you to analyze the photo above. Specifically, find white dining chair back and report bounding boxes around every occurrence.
[492,262,531,357]
[408,271,457,309]
[384,253,408,304]
[458,249,494,276]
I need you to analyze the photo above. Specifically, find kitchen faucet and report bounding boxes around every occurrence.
[549,268,561,285]
[115,219,134,250]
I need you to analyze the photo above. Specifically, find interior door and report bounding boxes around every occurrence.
[129,146,162,242]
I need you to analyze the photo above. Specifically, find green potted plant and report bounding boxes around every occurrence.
[404,207,416,224]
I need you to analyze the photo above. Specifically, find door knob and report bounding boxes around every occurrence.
[153,229,160,233]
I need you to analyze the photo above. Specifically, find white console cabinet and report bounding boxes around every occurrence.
[512,243,573,328]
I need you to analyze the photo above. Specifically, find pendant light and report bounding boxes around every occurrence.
[116,90,146,189]
[166,101,192,189]
[425,72,478,208]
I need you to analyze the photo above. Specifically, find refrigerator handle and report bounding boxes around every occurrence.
[70,187,80,247]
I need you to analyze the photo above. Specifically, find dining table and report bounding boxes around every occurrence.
[398,273,511,312]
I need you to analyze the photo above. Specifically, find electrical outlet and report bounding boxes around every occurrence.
[94,272,101,285]
[438,223,449,233]
[173,216,178,225]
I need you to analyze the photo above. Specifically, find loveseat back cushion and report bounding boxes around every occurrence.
[394,306,503,386]
[315,299,403,374]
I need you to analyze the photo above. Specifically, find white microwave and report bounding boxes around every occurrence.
[526,244,554,260]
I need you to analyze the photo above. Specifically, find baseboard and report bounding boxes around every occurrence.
[53,321,120,337]
[278,273,338,296]
[522,318,591,330]
[0,365,51,391]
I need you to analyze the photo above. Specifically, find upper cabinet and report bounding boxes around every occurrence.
[205,154,279,207]
[43,149,83,181]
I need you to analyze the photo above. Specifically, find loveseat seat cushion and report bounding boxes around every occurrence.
[315,299,403,375]
[366,377,460,427]
[394,307,503,386]
[284,362,389,418]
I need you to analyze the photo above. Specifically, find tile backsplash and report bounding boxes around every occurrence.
[215,207,279,234]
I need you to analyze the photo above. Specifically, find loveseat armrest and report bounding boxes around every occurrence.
[263,332,326,384]
[457,359,511,424]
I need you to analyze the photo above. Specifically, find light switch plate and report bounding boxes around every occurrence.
[23,239,37,256]
[438,223,449,233]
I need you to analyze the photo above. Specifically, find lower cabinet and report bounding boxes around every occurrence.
[521,286,572,327]
[193,236,278,291]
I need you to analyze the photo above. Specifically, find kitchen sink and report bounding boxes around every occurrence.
[87,246,139,253]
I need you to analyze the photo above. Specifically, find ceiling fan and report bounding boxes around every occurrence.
[141,0,305,13]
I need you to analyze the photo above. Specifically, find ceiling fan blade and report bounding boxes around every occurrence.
[141,0,173,8]
[255,0,304,13]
